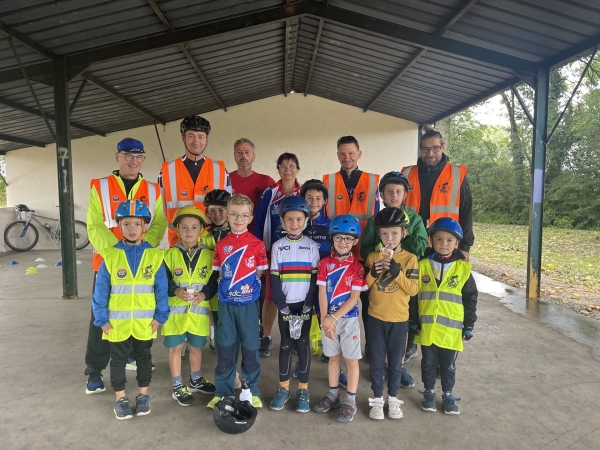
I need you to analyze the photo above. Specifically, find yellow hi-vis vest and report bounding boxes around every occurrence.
[162,247,212,337]
[103,247,164,342]
[415,258,471,352]
[200,232,220,312]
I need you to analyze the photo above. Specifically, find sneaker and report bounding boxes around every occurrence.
[252,396,263,409]
[293,361,300,379]
[387,396,404,419]
[442,392,460,415]
[85,375,106,395]
[135,394,151,416]
[313,392,341,413]
[209,325,215,349]
[207,396,221,409]
[320,354,329,363]
[400,372,414,388]
[234,372,242,390]
[172,386,195,406]
[270,387,290,410]
[419,390,437,412]
[296,389,310,413]
[209,338,215,350]
[258,336,272,357]
[336,398,357,423]
[125,359,137,371]
[368,396,385,420]
[404,344,418,363]
[338,370,348,389]
[114,397,133,420]
[188,376,216,395]
[151,363,156,371]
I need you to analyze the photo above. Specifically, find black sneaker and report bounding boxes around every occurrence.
[114,397,133,420]
[404,344,418,363]
[258,336,272,357]
[419,390,436,412]
[172,386,196,406]
[188,376,216,395]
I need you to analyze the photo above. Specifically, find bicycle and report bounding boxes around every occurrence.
[3,204,90,252]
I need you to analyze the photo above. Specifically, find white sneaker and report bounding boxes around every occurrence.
[368,397,385,420]
[387,396,404,419]
[234,372,242,390]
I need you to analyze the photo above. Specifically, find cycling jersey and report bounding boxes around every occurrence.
[304,211,331,259]
[317,253,367,319]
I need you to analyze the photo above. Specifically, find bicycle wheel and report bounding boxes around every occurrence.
[4,221,39,252]
[74,220,90,250]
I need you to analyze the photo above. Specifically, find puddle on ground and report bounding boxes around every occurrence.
[473,272,600,361]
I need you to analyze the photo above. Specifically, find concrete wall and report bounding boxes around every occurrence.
[3,94,417,251]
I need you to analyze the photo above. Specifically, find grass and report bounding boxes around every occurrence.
[471,223,600,288]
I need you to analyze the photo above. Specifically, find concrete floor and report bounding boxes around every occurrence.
[1,249,599,450]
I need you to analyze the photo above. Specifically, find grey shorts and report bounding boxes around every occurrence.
[322,317,362,360]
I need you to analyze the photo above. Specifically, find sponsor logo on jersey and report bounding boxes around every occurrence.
[326,263,335,270]
[223,245,233,253]
[223,262,233,278]
[278,245,290,251]
[299,246,309,250]
[245,256,255,268]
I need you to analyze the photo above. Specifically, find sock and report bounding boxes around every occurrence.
[280,379,290,391]
[190,370,201,382]
[346,392,356,402]
[329,386,339,396]
[173,375,183,389]
[298,382,308,390]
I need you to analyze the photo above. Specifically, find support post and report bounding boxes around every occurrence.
[53,56,78,299]
[526,66,549,299]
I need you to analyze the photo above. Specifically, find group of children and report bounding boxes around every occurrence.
[91,170,477,423]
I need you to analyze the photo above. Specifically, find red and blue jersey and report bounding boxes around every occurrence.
[213,230,268,306]
[317,253,367,318]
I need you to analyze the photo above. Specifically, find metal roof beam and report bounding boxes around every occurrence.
[180,45,226,112]
[69,79,87,115]
[0,95,105,137]
[284,19,291,96]
[147,0,174,31]
[304,19,323,97]
[0,132,46,148]
[82,73,166,125]
[0,20,54,59]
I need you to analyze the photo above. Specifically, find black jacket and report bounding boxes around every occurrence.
[415,154,474,252]
[409,248,478,328]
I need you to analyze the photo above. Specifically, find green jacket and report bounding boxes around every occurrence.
[360,210,429,261]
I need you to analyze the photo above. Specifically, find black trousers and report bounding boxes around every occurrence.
[277,304,312,384]
[110,337,153,392]
[360,289,370,346]
[367,316,408,397]
[84,273,111,377]
[421,343,458,392]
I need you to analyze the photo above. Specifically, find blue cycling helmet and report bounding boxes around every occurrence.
[279,196,310,218]
[329,214,361,238]
[117,138,145,153]
[428,217,463,240]
[115,200,151,223]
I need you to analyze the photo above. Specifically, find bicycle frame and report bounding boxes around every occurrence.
[19,214,61,241]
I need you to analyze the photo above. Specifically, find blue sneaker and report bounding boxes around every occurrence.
[114,397,133,420]
[442,392,460,415]
[338,370,348,389]
[135,394,151,416]
[270,387,290,410]
[85,375,106,395]
[419,390,436,412]
[296,389,310,413]
[258,336,272,357]
[400,372,414,388]
[292,361,300,379]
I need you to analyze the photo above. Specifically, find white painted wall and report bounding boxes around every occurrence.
[3,94,417,251]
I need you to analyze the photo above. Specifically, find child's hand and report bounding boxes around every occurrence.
[381,257,391,271]
[321,315,337,339]
[175,288,192,302]
[101,323,113,336]
[370,259,384,277]
[191,292,206,306]
[149,319,160,333]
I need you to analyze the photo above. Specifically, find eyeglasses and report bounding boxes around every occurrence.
[121,153,146,162]
[228,213,251,221]
[333,235,355,244]
[420,146,443,154]
[278,163,298,170]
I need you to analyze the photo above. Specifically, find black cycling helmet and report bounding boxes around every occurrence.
[374,207,410,228]
[300,179,328,201]
[203,189,231,208]
[213,396,257,434]
[180,115,211,135]
[379,171,410,193]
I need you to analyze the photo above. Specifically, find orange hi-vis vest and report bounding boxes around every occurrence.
[401,163,467,227]
[161,157,227,246]
[323,171,379,260]
[90,175,159,271]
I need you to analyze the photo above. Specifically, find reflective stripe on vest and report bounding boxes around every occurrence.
[110,284,155,295]
[108,309,155,320]
[401,166,417,214]
[99,177,117,228]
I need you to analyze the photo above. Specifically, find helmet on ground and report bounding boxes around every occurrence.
[213,396,257,434]
[116,138,145,153]
[428,217,463,240]
[279,196,310,218]
[173,205,207,228]
[115,200,151,223]
[204,189,231,208]
[329,215,361,238]
[374,208,410,228]
[379,171,409,193]
[180,115,211,135]
[300,179,328,201]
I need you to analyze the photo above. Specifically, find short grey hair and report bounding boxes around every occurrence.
[233,138,256,154]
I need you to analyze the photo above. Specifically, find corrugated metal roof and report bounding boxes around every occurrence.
[0,0,599,152]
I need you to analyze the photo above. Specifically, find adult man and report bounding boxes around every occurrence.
[84,138,168,394]
[401,129,474,260]
[159,115,232,246]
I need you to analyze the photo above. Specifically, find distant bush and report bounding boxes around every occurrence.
[474,210,512,224]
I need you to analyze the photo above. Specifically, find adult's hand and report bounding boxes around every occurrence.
[460,250,470,261]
